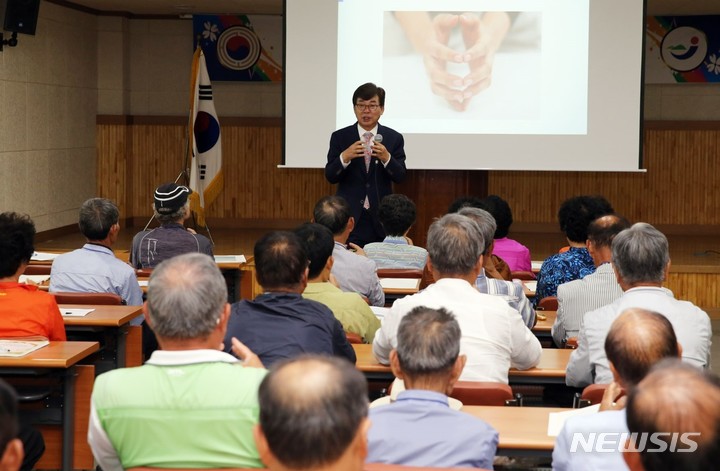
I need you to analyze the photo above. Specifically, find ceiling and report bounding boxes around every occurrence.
[55,0,720,17]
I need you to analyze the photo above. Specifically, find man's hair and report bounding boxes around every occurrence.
[396,306,461,379]
[587,214,631,248]
[426,213,484,276]
[155,202,188,225]
[0,212,35,278]
[79,198,119,240]
[557,196,614,243]
[457,207,496,255]
[612,222,669,285]
[626,360,720,471]
[480,195,513,239]
[447,196,484,214]
[378,194,416,237]
[352,82,385,107]
[0,380,19,457]
[313,196,352,236]
[146,253,227,339]
[604,308,679,389]
[254,231,308,290]
[258,355,368,469]
[294,223,334,279]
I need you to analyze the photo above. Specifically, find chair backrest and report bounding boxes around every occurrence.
[510,270,535,281]
[537,296,558,311]
[52,292,123,305]
[376,268,424,279]
[345,331,363,344]
[573,383,619,408]
[136,268,154,278]
[366,463,483,470]
[23,265,52,275]
[450,381,521,407]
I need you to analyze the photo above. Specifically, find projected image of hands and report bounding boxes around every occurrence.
[383,11,541,126]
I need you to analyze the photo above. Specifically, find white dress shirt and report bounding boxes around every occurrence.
[552,409,629,471]
[566,286,712,387]
[372,278,542,383]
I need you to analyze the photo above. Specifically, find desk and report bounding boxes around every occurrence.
[532,310,556,346]
[61,304,143,370]
[0,341,99,471]
[353,344,571,385]
[462,405,568,456]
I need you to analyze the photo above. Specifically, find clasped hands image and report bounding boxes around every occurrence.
[395,12,512,111]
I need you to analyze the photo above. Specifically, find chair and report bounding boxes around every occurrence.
[135,268,154,278]
[450,381,523,407]
[510,270,535,281]
[366,464,486,470]
[51,292,123,305]
[564,337,578,349]
[536,296,558,311]
[572,383,618,408]
[345,331,363,344]
[23,265,51,275]
[376,268,424,279]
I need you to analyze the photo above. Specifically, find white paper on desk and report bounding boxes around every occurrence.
[31,252,59,261]
[19,275,50,284]
[547,404,601,436]
[524,281,538,292]
[137,280,149,287]
[380,278,419,290]
[214,255,247,263]
[531,261,543,271]
[61,308,94,317]
[370,306,390,320]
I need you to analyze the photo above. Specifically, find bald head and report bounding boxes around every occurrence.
[625,360,720,471]
[257,356,368,470]
[587,214,630,249]
[604,308,679,389]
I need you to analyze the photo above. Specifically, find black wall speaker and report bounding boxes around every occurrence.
[1,0,40,36]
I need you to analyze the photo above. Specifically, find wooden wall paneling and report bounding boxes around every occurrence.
[96,124,130,216]
[666,272,720,315]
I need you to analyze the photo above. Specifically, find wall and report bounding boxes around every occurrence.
[0,2,97,231]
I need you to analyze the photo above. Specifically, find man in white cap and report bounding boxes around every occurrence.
[130,183,213,269]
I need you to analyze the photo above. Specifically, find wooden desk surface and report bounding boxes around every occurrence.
[353,344,571,380]
[462,405,568,451]
[59,304,143,327]
[216,255,254,270]
[533,310,556,334]
[0,341,99,368]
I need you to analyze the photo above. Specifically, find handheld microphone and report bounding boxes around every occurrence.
[372,134,383,163]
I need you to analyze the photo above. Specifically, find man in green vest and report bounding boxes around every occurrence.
[88,253,266,471]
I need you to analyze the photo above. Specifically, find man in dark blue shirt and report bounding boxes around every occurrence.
[224,231,356,367]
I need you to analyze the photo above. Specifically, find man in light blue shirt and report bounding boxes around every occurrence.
[50,198,143,322]
[553,308,682,471]
[368,306,498,468]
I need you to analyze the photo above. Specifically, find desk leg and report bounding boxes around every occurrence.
[62,366,76,471]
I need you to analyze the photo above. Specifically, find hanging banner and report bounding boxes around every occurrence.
[646,15,720,83]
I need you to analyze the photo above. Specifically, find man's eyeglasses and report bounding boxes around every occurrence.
[354,103,380,111]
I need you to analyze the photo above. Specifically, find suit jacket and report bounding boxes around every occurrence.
[325,123,407,224]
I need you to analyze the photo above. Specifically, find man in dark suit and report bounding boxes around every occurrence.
[325,83,407,247]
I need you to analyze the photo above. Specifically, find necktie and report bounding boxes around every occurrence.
[363,131,373,171]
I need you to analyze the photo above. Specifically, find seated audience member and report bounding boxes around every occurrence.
[624,360,720,471]
[0,380,23,471]
[553,308,681,471]
[313,196,384,306]
[50,198,143,312]
[130,183,213,269]
[254,356,369,471]
[535,195,614,303]
[0,212,65,341]
[448,196,512,280]
[553,214,630,347]
[566,223,711,387]
[458,207,535,328]
[295,223,380,343]
[373,214,541,383]
[480,194,532,273]
[88,253,267,471]
[224,231,356,367]
[368,306,498,468]
[363,194,427,269]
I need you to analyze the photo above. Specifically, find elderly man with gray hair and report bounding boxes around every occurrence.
[566,222,712,387]
[88,253,266,471]
[131,183,213,269]
[373,213,541,383]
[458,206,535,328]
[50,197,143,309]
[368,306,498,468]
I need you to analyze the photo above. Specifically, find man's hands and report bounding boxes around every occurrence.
[599,382,626,411]
[231,337,265,369]
[341,140,390,165]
